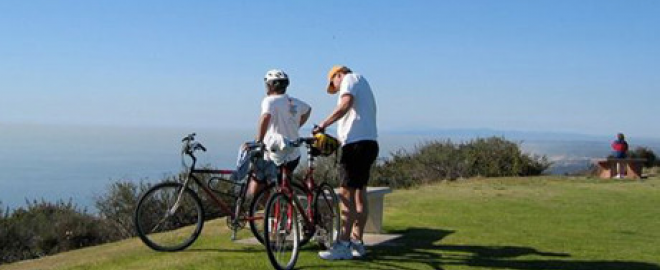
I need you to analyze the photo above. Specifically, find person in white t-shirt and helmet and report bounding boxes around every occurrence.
[314,65,379,260]
[246,69,312,199]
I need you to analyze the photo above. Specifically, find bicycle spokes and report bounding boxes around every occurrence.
[264,193,300,270]
[314,184,340,249]
[134,183,204,252]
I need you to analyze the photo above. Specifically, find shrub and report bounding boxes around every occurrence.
[0,200,113,265]
[371,137,551,187]
[295,136,551,189]
[629,147,657,168]
[94,181,153,240]
[293,153,341,187]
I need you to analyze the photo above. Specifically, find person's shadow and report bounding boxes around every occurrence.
[312,227,660,270]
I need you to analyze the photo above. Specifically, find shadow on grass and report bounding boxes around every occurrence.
[306,227,660,270]
[181,247,264,253]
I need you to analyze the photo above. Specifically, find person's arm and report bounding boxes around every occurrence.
[300,108,311,127]
[256,113,271,142]
[319,94,353,130]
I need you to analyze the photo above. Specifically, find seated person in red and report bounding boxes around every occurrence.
[611,133,629,178]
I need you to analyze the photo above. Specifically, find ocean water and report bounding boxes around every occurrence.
[0,124,438,211]
[0,125,250,211]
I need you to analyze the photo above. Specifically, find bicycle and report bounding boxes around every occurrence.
[263,136,341,270]
[133,133,305,251]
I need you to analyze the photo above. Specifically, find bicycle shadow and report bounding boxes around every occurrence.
[303,227,660,270]
[181,247,264,254]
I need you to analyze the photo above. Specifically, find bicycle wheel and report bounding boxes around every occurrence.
[313,183,340,249]
[249,182,310,245]
[248,182,275,245]
[264,192,300,270]
[134,182,204,252]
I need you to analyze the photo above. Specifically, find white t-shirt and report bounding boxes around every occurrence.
[337,73,378,145]
[261,94,311,165]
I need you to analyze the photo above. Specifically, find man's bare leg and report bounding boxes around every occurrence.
[352,188,368,241]
[338,186,356,242]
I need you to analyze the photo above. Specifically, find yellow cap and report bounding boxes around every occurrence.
[326,65,345,94]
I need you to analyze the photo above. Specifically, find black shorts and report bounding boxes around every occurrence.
[339,140,379,189]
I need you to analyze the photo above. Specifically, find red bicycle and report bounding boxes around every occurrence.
[263,136,340,270]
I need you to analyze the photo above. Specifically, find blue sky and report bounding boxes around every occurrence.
[1,1,659,138]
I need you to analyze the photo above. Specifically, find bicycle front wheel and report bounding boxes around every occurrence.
[264,192,300,270]
[314,183,340,249]
[250,182,309,245]
[134,182,204,252]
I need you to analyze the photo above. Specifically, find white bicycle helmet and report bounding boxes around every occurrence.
[264,69,289,83]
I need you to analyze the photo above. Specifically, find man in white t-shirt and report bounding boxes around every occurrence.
[247,69,312,198]
[315,66,379,260]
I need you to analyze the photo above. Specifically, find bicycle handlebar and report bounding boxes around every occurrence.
[182,133,196,143]
[243,141,264,151]
[287,137,316,147]
[181,133,207,158]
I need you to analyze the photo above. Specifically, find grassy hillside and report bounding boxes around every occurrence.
[3,176,660,270]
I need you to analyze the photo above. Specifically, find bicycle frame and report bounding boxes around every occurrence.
[182,151,267,221]
[276,140,326,232]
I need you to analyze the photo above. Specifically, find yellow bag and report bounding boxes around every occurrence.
[312,133,340,156]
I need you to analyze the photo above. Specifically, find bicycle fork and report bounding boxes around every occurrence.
[268,197,294,238]
[230,197,244,241]
[229,183,249,241]
[169,175,194,216]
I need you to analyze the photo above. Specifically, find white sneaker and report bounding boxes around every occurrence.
[318,241,353,260]
[351,240,366,258]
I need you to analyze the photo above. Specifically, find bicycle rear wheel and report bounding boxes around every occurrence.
[314,183,340,249]
[134,182,204,251]
[264,192,300,270]
[249,182,310,245]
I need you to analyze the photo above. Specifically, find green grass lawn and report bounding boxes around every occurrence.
[3,176,660,270]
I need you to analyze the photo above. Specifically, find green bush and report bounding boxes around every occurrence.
[629,146,658,168]
[293,153,341,187]
[368,137,550,187]
[295,136,551,189]
[94,181,153,240]
[0,200,114,265]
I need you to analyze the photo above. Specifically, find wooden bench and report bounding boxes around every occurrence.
[335,187,392,234]
[595,158,646,179]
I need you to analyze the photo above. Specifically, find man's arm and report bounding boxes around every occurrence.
[300,108,311,127]
[319,94,353,130]
[256,113,271,142]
